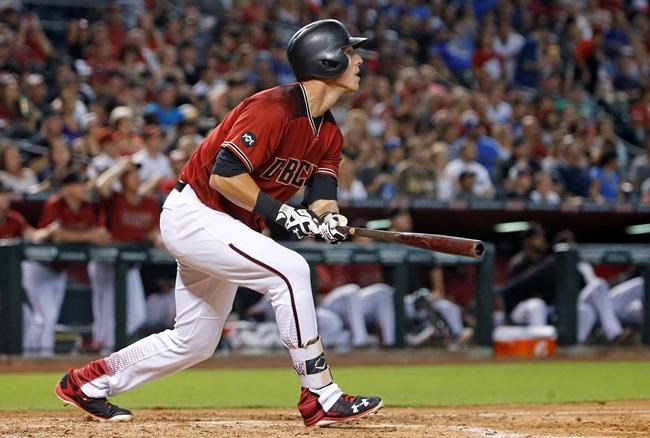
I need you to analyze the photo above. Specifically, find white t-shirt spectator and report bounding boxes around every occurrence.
[132,149,174,181]
[493,32,525,82]
[0,169,38,193]
[338,180,367,202]
[444,159,493,198]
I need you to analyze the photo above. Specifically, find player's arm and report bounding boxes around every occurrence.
[23,222,59,243]
[210,149,320,239]
[95,158,133,198]
[51,227,111,245]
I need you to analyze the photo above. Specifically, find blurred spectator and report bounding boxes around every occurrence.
[530,172,561,204]
[492,21,525,83]
[33,137,73,191]
[87,128,121,184]
[132,124,173,184]
[589,149,621,203]
[395,136,436,198]
[630,137,650,189]
[144,82,182,129]
[444,140,493,199]
[337,156,367,202]
[0,140,37,193]
[557,136,591,199]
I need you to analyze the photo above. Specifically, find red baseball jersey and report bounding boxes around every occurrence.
[38,194,104,229]
[0,210,29,239]
[180,83,343,231]
[103,192,160,243]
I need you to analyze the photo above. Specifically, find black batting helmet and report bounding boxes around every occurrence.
[287,19,368,81]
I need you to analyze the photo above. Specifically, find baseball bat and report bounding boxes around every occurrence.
[338,226,485,258]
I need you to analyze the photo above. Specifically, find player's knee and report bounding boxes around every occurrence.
[283,254,310,283]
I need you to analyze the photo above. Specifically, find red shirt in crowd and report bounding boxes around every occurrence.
[180,83,343,231]
[0,210,28,239]
[38,194,104,229]
[103,192,160,243]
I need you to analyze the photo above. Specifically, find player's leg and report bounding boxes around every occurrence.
[125,266,147,336]
[359,284,396,346]
[510,298,547,326]
[578,278,623,341]
[320,284,369,346]
[316,307,351,351]
[161,186,381,426]
[577,303,597,343]
[22,261,67,356]
[609,277,644,326]
[431,297,464,338]
[88,261,114,350]
[55,263,237,421]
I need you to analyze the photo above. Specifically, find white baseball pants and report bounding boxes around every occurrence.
[78,185,329,400]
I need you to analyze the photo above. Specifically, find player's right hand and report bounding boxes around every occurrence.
[275,204,321,240]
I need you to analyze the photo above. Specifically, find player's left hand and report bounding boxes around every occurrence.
[319,212,348,244]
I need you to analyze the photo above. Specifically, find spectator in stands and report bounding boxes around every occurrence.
[28,108,64,170]
[530,172,561,204]
[492,20,525,84]
[444,140,493,199]
[109,106,143,155]
[337,156,367,202]
[453,111,507,178]
[574,25,604,94]
[0,141,37,193]
[33,137,73,192]
[589,149,621,203]
[557,136,591,199]
[132,124,173,183]
[144,81,182,130]
[431,141,454,201]
[23,172,110,357]
[630,137,650,190]
[395,136,436,198]
[497,167,534,201]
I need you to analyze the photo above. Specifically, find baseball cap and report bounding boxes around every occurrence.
[26,73,45,86]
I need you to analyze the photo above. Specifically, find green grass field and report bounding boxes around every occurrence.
[1,361,649,410]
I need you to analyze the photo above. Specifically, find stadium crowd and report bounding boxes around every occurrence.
[0,0,649,355]
[0,0,648,205]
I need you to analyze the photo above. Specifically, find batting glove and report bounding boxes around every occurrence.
[275,204,321,240]
[319,212,349,244]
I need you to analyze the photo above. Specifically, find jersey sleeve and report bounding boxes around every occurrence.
[221,100,287,174]
[315,128,343,180]
[37,198,59,228]
[9,211,28,235]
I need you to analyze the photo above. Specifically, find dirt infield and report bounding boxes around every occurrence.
[1,401,649,437]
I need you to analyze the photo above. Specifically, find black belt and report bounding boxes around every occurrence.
[175,180,187,192]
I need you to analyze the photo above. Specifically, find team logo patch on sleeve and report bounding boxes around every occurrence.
[241,131,256,147]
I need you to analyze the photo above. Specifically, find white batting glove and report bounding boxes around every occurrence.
[319,212,349,244]
[275,204,321,240]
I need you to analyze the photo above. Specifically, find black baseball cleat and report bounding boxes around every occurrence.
[54,369,133,422]
[298,387,383,427]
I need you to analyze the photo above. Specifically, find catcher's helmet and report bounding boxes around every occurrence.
[287,19,368,81]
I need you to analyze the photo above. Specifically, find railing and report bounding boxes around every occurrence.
[0,240,495,354]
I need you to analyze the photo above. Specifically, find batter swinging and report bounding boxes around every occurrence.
[54,19,383,427]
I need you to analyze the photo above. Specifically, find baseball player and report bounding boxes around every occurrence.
[23,172,110,357]
[55,20,383,426]
[89,158,163,352]
[609,275,645,327]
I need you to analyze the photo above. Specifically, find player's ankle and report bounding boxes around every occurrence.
[309,382,343,411]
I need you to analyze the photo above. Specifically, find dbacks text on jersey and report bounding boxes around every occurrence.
[260,157,318,187]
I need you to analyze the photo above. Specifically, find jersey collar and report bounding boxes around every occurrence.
[298,83,323,137]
